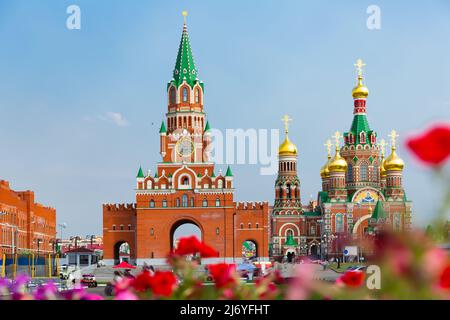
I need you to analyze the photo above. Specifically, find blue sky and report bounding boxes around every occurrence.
[0,0,449,236]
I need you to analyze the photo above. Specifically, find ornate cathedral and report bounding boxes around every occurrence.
[103,14,412,265]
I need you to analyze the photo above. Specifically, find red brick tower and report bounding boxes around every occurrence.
[103,13,269,266]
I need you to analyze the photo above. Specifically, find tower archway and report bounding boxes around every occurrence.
[170,218,203,251]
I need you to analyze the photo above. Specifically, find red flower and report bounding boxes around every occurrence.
[174,236,219,258]
[150,271,177,297]
[198,243,219,258]
[208,263,236,288]
[132,270,153,292]
[439,264,450,289]
[406,124,450,166]
[338,271,365,288]
[174,236,202,256]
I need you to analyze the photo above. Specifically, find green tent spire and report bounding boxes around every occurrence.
[159,121,167,134]
[372,200,386,221]
[171,21,198,88]
[137,166,144,178]
[225,166,233,177]
[284,234,298,246]
[204,121,211,132]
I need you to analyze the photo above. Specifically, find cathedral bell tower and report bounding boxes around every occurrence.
[341,59,381,198]
[271,115,302,257]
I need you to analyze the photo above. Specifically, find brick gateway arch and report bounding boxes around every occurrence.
[103,202,269,266]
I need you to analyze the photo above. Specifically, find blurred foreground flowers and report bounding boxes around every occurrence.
[0,124,449,301]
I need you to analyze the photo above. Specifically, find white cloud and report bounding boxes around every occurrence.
[99,112,129,127]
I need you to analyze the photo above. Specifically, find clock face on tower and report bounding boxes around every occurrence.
[176,137,194,157]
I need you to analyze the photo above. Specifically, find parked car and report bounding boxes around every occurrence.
[80,274,98,288]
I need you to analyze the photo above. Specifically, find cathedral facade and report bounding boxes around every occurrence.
[103,15,412,265]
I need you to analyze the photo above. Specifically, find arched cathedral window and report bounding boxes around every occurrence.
[182,87,188,102]
[347,164,353,182]
[360,163,368,181]
[169,87,176,104]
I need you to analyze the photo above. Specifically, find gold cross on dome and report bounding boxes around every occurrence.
[388,130,399,149]
[379,139,387,156]
[332,131,343,148]
[354,59,366,76]
[281,115,292,133]
[324,139,333,156]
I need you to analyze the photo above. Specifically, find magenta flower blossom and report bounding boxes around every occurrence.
[115,290,138,300]
[34,281,58,300]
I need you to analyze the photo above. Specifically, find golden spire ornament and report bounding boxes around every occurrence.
[324,139,333,157]
[328,131,348,173]
[281,114,292,134]
[379,139,387,157]
[388,129,399,149]
[354,59,366,77]
[352,59,369,99]
[384,129,404,171]
[332,131,343,150]
[182,10,188,24]
[278,115,297,156]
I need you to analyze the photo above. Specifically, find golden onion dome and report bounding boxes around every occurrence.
[384,147,404,171]
[278,135,298,156]
[352,75,369,99]
[328,148,348,173]
[320,156,331,178]
[380,157,387,178]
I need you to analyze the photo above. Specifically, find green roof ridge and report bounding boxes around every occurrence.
[284,234,298,246]
[225,166,233,177]
[372,200,387,220]
[159,121,167,133]
[204,120,211,132]
[137,166,144,178]
[171,23,198,88]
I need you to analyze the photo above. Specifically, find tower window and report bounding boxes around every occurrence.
[182,194,188,207]
[347,164,353,182]
[240,223,244,229]
[120,225,124,231]
[215,198,221,207]
[182,87,188,102]
[202,199,208,207]
[176,198,180,207]
[360,163,368,181]
[112,225,116,231]
[182,177,190,186]
[150,228,154,236]
[169,87,176,104]
[128,224,132,230]
[190,197,195,207]
[149,200,155,208]
[216,227,220,235]
[360,132,366,144]
[162,199,167,208]
[195,88,200,103]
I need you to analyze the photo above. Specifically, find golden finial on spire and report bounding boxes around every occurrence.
[352,59,369,99]
[385,129,404,171]
[324,139,333,157]
[182,10,188,24]
[354,59,366,77]
[379,139,387,157]
[281,115,292,134]
[332,131,343,150]
[388,130,399,149]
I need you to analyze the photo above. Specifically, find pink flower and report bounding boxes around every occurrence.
[115,290,138,300]
[34,281,58,300]
[424,248,448,278]
[287,264,315,300]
